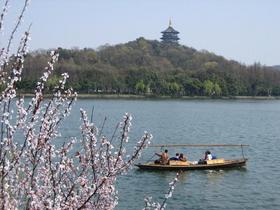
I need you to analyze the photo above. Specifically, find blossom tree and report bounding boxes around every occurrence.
[0,1,177,209]
[143,172,180,210]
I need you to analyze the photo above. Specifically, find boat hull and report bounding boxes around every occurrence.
[135,159,247,171]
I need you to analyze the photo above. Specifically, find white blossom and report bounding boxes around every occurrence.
[0,1,178,209]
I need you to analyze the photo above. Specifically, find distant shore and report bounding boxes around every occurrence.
[18,93,280,100]
[77,94,280,100]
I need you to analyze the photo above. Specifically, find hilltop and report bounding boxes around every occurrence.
[271,65,280,71]
[20,38,280,96]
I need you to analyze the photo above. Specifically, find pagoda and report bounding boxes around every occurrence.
[160,19,180,44]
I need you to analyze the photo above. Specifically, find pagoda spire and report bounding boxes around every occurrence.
[160,19,180,44]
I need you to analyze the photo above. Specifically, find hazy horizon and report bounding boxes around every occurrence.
[5,0,280,66]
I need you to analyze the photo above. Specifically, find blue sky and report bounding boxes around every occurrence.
[4,0,280,65]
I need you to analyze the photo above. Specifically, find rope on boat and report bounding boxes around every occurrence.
[241,144,245,159]
[149,144,250,148]
[146,144,249,162]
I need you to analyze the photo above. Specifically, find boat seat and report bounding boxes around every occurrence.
[206,158,225,164]
[169,160,191,166]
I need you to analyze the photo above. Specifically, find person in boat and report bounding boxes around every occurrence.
[154,149,169,165]
[198,150,212,164]
[169,153,180,161]
[204,150,213,160]
[179,153,187,162]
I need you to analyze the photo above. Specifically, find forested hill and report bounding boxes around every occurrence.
[20,37,280,96]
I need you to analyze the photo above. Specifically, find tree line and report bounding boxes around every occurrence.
[17,37,280,97]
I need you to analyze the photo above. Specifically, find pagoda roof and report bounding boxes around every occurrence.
[161,26,179,34]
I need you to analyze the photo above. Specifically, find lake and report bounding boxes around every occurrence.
[62,99,280,210]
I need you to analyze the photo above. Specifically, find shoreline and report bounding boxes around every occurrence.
[18,93,280,100]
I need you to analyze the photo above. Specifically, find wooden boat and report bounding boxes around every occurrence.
[135,158,247,171]
[135,144,249,171]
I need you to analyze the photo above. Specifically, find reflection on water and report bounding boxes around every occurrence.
[205,170,225,184]
[63,99,280,210]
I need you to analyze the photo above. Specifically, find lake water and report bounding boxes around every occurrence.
[62,99,280,210]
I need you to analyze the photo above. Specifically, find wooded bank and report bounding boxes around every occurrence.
[15,38,280,97]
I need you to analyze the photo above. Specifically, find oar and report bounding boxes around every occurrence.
[149,144,250,148]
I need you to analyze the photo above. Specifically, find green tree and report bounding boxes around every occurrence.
[203,80,214,96]
[135,80,146,94]
[182,78,202,96]
[46,75,60,91]
[203,61,218,70]
[168,82,181,96]
[213,83,222,96]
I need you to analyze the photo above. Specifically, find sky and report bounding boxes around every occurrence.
[3,0,280,66]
